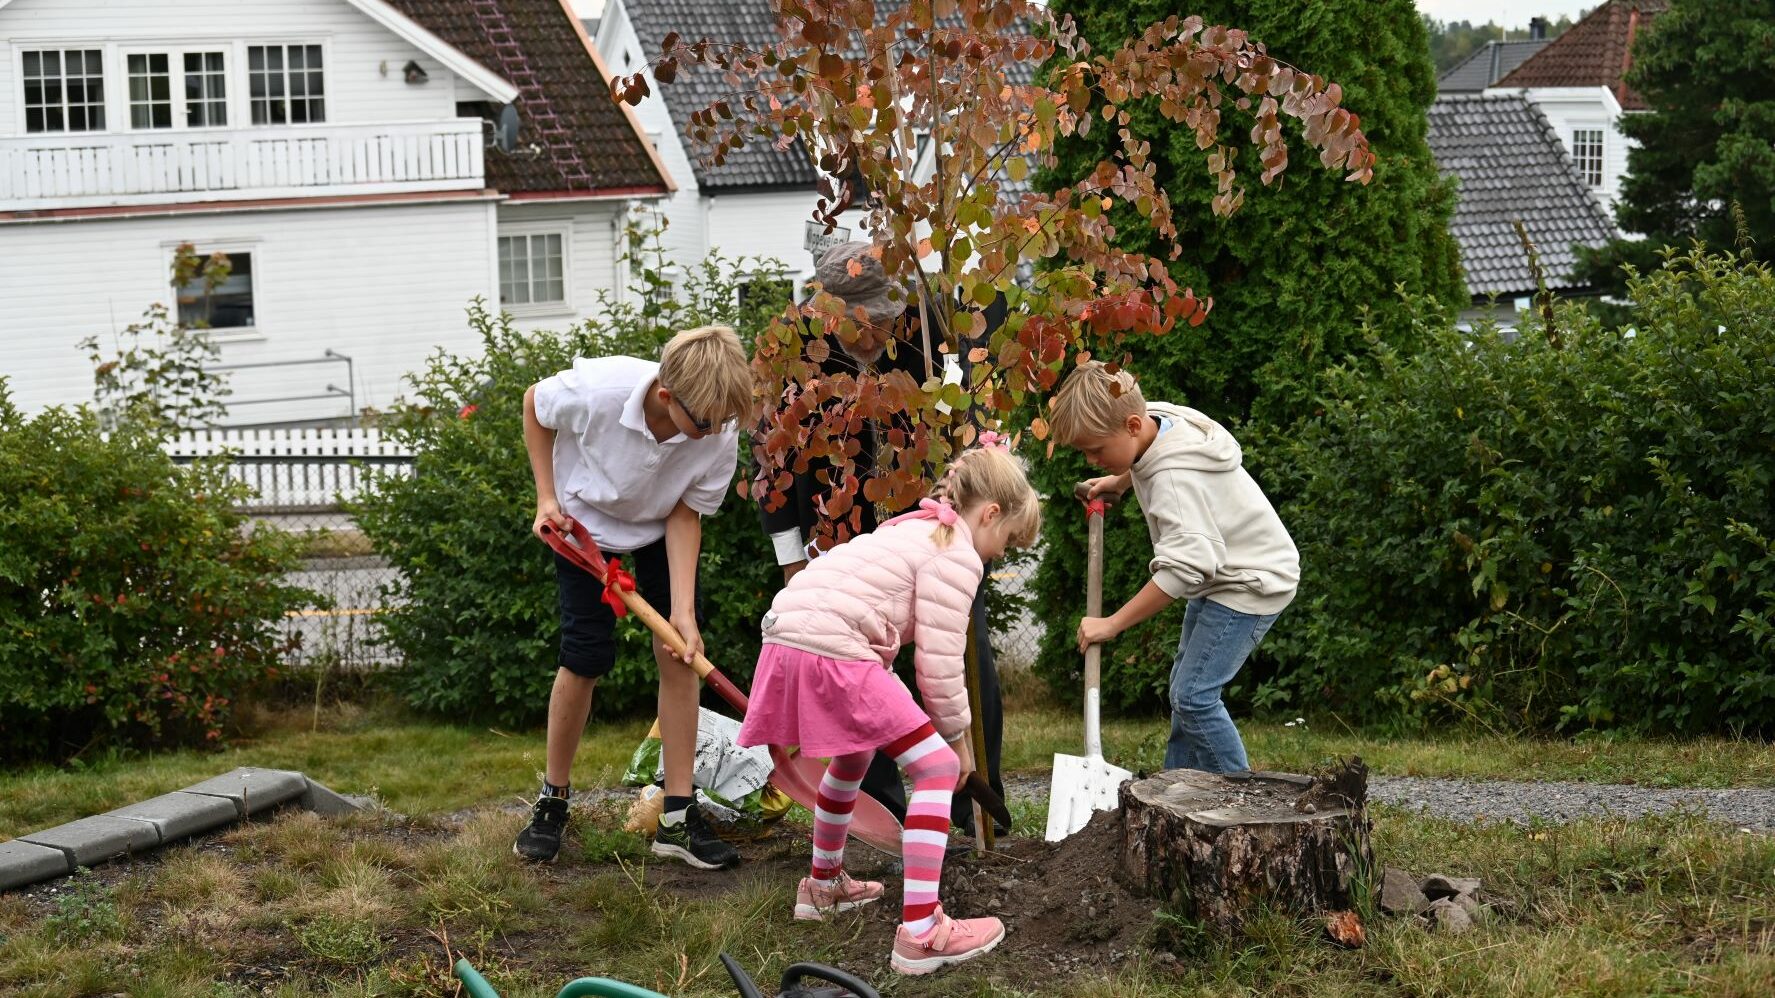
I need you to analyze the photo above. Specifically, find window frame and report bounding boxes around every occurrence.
[122,49,175,130]
[246,42,327,127]
[1571,125,1606,190]
[18,46,107,134]
[166,239,265,342]
[497,223,574,316]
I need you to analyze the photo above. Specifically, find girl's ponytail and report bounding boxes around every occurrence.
[927,442,1041,550]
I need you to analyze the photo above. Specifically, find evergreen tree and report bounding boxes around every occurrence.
[1577,0,1775,296]
[1031,0,1464,711]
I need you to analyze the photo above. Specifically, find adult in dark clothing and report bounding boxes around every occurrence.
[755,241,1007,835]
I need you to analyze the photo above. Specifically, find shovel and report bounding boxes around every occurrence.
[1043,484,1135,841]
[540,518,906,856]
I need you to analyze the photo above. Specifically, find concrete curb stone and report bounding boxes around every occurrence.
[19,814,160,867]
[0,840,72,891]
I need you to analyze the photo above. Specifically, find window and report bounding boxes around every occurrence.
[249,44,325,125]
[184,52,227,127]
[176,252,256,330]
[128,53,173,129]
[499,232,568,308]
[1572,128,1604,188]
[22,49,105,133]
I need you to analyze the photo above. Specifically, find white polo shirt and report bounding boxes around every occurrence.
[533,355,740,552]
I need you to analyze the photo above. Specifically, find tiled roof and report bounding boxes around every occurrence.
[621,0,1034,194]
[1426,93,1617,298]
[389,0,667,195]
[1438,39,1551,93]
[623,0,819,190]
[1494,0,1667,110]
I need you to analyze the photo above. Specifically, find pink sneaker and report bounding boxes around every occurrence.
[793,874,885,921]
[890,907,1006,975]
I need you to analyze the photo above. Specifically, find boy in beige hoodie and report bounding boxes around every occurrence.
[1049,362,1298,772]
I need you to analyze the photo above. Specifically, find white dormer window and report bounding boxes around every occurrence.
[1572,128,1605,189]
[22,49,105,133]
[248,44,326,125]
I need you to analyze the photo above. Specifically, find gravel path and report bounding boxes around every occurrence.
[1003,773,1775,832]
[1368,776,1775,832]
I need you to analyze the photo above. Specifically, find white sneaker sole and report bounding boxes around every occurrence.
[650,840,731,870]
[794,895,881,921]
[890,926,1005,975]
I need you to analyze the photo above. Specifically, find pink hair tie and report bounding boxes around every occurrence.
[918,497,959,525]
[976,430,1010,451]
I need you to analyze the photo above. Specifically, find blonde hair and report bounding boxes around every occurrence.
[1049,361,1146,446]
[929,446,1042,550]
[659,325,752,426]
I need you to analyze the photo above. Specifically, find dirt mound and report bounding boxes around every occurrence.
[819,810,1160,987]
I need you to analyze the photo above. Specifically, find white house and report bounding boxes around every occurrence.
[0,0,672,425]
[1486,0,1666,221]
[593,0,854,298]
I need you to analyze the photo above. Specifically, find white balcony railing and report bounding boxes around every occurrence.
[0,119,486,211]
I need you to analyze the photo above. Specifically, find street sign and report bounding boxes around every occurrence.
[804,220,852,259]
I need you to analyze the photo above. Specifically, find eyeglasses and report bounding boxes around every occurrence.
[673,394,713,435]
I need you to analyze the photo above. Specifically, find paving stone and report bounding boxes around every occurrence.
[110,792,239,842]
[20,815,159,867]
[300,779,365,818]
[0,839,71,891]
[180,767,308,816]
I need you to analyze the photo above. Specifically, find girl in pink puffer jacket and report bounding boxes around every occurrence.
[737,444,1041,975]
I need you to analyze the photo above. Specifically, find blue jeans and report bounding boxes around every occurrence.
[1165,597,1281,773]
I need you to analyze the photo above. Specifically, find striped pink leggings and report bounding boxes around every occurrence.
[810,721,958,925]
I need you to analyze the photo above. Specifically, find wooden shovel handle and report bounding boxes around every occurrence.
[612,588,750,713]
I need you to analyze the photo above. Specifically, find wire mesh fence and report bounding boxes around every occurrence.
[166,428,408,671]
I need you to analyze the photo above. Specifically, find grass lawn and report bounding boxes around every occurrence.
[3,697,1773,996]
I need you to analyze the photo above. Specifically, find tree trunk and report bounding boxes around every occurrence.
[1117,763,1372,937]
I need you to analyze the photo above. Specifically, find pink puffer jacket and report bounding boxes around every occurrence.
[760,510,983,741]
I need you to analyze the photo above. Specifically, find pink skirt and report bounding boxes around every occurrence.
[737,643,932,757]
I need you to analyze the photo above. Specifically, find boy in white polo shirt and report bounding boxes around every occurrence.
[514,325,753,868]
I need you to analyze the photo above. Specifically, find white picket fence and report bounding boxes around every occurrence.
[164,426,411,512]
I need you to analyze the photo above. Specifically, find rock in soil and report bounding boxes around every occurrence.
[1380,867,1430,916]
[1426,896,1475,935]
[1421,873,1483,901]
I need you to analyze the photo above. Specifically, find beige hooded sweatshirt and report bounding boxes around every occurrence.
[1129,402,1299,615]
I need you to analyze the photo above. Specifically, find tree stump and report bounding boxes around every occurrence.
[1118,760,1372,937]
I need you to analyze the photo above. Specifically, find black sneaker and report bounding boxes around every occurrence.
[513,795,570,863]
[651,806,740,870]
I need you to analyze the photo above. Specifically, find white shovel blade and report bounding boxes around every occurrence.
[1044,753,1134,841]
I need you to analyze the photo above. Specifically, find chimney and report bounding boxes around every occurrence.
[1529,17,1549,40]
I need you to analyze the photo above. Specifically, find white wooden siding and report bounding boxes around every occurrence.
[0,197,498,425]
[0,0,466,136]
[498,199,626,333]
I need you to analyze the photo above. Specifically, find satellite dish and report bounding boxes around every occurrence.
[495,104,519,153]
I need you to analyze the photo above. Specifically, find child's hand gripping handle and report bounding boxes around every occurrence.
[538,519,749,712]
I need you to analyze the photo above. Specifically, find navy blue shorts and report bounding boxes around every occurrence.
[554,537,706,679]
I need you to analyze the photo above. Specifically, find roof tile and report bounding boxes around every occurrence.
[1493,0,1666,110]
[389,0,667,195]
[1426,93,1617,297]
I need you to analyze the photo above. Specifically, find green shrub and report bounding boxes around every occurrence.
[0,383,313,762]
[1249,246,1775,735]
[353,250,788,726]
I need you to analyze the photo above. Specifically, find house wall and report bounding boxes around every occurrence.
[1513,86,1634,217]
[0,197,498,424]
[593,1,706,271]
[0,0,463,136]
[704,189,831,288]
[496,199,629,334]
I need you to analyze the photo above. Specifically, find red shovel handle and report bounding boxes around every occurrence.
[538,519,749,712]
